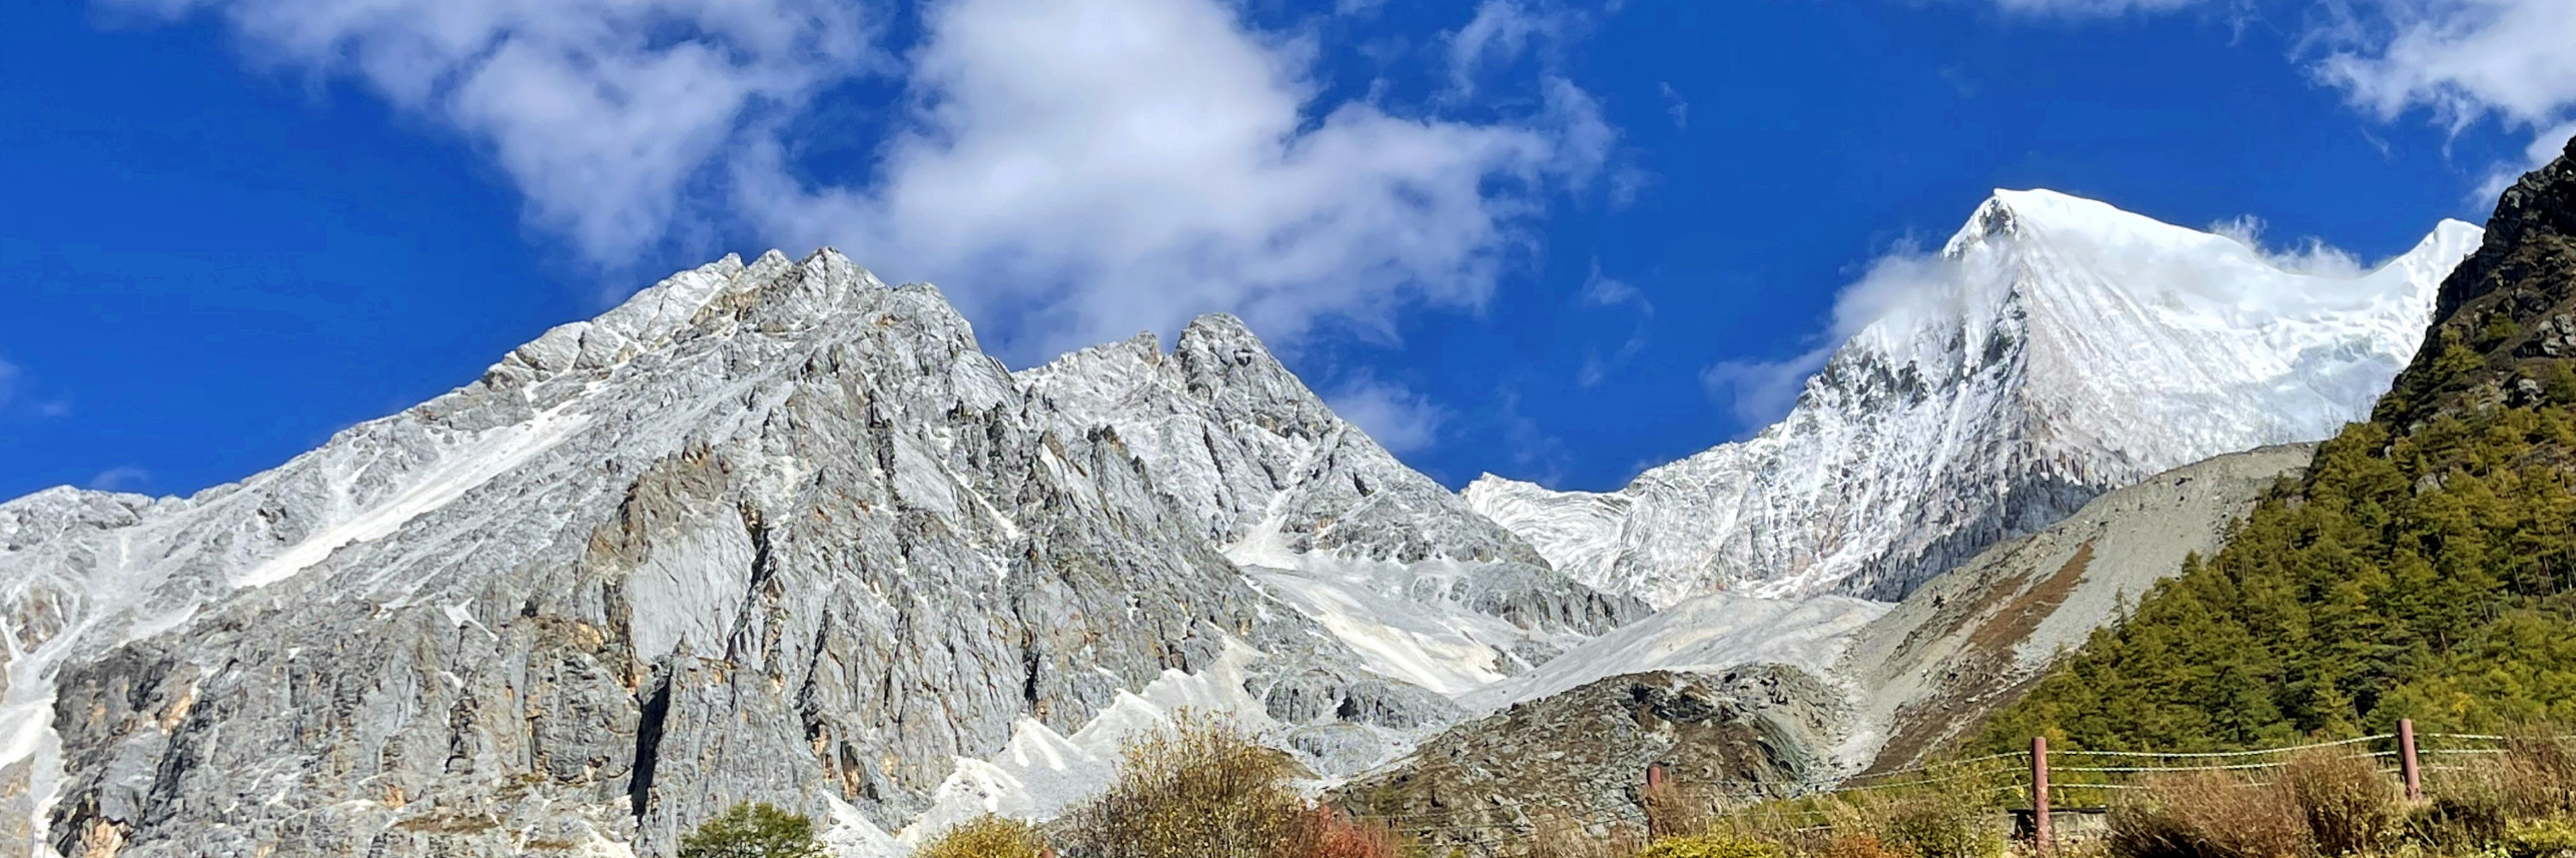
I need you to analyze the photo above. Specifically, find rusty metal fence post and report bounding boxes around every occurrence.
[2399,719,2423,802]
[2032,736,2052,854]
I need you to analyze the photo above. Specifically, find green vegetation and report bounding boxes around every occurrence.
[1971,389,2576,753]
[677,802,827,858]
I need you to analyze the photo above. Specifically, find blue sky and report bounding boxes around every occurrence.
[3,0,2571,501]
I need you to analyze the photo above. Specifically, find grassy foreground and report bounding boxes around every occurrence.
[879,720,2576,858]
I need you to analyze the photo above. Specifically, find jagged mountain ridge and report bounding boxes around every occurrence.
[1016,326,1649,696]
[1467,190,2483,604]
[0,251,1612,858]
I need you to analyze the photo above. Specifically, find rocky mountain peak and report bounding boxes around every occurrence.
[2379,138,2576,426]
[1469,190,2480,605]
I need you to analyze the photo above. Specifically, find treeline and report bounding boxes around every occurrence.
[1973,336,2576,753]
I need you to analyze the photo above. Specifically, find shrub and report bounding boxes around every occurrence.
[1876,795,2000,858]
[2506,819,2576,858]
[1631,833,1784,858]
[2281,750,2399,855]
[1057,711,1311,858]
[1303,807,1402,858]
[2107,771,2308,858]
[677,802,827,858]
[915,814,1048,858]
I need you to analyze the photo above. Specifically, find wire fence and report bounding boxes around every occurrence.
[1343,721,2576,855]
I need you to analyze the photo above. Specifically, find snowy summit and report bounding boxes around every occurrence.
[1467,189,2483,605]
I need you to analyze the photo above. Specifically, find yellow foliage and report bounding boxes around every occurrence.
[914,815,1047,858]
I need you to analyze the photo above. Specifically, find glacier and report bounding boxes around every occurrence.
[1467,189,2484,605]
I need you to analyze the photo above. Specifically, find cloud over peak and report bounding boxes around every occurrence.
[131,0,1614,362]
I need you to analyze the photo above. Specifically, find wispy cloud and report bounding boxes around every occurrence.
[1699,346,1830,435]
[128,0,1615,362]
[87,466,151,493]
[0,358,17,411]
[1574,259,1651,388]
[2208,215,2366,277]
[1697,246,1959,435]
[1980,0,2576,197]
[110,0,878,265]
[1327,373,1448,454]
[1657,82,1688,129]
[1447,0,1578,95]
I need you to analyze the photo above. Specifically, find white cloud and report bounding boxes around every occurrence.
[1700,346,1830,434]
[1984,0,2575,194]
[2317,0,2576,131]
[2208,215,2366,277]
[1658,82,1687,129]
[1698,247,1947,433]
[740,0,1610,356]
[130,0,1610,363]
[0,358,16,410]
[113,0,876,263]
[88,467,152,493]
[1327,374,1446,454]
[2315,0,2576,195]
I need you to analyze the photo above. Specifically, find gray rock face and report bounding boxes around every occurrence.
[1018,318,1646,701]
[1331,667,1841,856]
[0,251,1555,858]
[1832,443,2317,773]
[1018,318,1545,568]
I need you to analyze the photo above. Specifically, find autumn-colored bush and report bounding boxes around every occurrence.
[1301,807,1403,858]
[1057,712,1311,858]
[914,814,1048,858]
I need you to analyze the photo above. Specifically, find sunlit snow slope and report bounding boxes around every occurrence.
[1468,190,2483,605]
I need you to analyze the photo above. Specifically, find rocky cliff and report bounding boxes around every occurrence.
[0,251,1619,858]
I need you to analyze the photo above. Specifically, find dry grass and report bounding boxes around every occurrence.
[1528,812,1648,858]
[2414,727,2576,850]
[2281,750,2400,856]
[2106,770,2309,858]
[1811,833,1905,858]
[1645,776,1712,839]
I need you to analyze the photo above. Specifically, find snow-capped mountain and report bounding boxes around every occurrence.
[0,252,1623,858]
[1467,190,2484,605]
